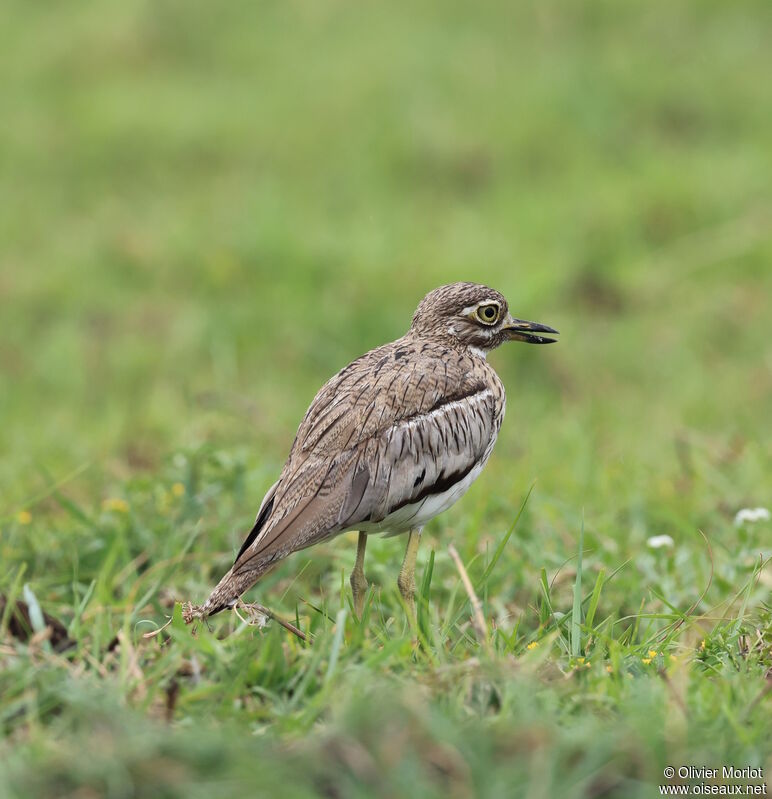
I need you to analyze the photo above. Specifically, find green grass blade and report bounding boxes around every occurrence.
[571,513,584,659]
[477,483,534,589]
[584,568,605,632]
[324,608,347,684]
[418,548,435,643]
[539,567,553,625]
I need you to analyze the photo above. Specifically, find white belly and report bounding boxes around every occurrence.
[356,462,484,537]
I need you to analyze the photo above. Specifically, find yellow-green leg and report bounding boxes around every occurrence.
[397,527,422,618]
[350,531,368,618]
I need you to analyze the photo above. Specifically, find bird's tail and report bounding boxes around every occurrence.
[183,564,263,624]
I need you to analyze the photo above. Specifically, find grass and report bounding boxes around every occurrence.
[1,0,771,796]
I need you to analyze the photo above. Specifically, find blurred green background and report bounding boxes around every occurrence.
[1,1,771,797]
[3,0,770,504]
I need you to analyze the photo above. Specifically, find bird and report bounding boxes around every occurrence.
[185,282,558,623]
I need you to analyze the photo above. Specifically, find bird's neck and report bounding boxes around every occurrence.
[467,345,488,360]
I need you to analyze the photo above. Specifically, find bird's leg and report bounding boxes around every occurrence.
[397,527,422,618]
[350,531,368,618]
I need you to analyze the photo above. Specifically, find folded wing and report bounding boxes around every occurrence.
[230,343,499,576]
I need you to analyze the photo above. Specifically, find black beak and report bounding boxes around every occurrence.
[503,317,559,344]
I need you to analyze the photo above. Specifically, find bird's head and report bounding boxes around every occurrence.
[410,282,559,355]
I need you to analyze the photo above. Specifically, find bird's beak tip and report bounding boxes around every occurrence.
[504,317,559,345]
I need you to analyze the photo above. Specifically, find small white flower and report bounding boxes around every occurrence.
[734,507,771,526]
[646,535,674,549]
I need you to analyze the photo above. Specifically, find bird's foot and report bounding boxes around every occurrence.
[350,572,369,619]
[397,573,416,621]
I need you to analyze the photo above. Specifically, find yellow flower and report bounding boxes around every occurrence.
[102,498,129,513]
[606,665,613,673]
[526,641,539,650]
[642,657,652,665]
[576,657,585,664]
[16,510,32,525]
[699,640,706,651]
[648,650,658,658]
[171,482,186,498]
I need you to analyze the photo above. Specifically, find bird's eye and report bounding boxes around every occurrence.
[475,304,500,325]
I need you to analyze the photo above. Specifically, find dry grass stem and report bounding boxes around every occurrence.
[448,544,490,653]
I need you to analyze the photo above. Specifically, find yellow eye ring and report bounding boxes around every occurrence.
[475,304,500,325]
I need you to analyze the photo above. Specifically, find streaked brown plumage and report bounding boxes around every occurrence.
[188,282,558,621]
